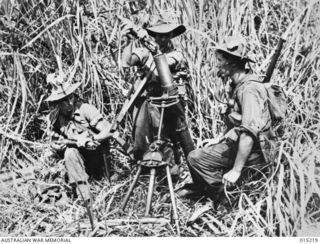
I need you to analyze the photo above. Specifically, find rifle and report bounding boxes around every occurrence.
[263,7,308,83]
[262,37,286,84]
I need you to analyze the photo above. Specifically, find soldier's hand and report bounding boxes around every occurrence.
[218,104,228,114]
[201,137,223,147]
[121,22,134,36]
[86,140,100,151]
[136,28,148,39]
[222,168,241,185]
[76,137,90,148]
[51,141,66,151]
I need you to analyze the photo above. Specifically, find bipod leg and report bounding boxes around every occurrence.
[145,167,156,216]
[102,151,111,182]
[157,101,166,140]
[166,165,180,236]
[121,166,142,211]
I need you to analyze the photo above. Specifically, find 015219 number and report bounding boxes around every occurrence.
[300,238,319,243]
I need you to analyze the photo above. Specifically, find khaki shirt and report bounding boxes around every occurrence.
[228,73,276,163]
[232,74,272,139]
[56,102,104,140]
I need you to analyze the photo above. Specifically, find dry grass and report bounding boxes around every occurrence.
[0,0,320,237]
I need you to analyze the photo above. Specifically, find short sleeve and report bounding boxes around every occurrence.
[238,84,270,139]
[132,47,150,66]
[80,104,104,128]
[121,42,150,67]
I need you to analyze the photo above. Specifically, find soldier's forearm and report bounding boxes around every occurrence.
[122,44,138,66]
[122,43,147,67]
[93,120,112,142]
[93,130,112,142]
[233,132,254,172]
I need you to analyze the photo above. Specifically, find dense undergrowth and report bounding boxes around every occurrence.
[0,0,320,237]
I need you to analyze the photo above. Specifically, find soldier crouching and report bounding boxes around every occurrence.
[184,35,277,201]
[45,72,113,203]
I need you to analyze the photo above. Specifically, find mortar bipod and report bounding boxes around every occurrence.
[120,94,180,235]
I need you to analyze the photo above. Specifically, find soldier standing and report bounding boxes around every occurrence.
[46,72,113,203]
[185,35,276,199]
[121,20,195,174]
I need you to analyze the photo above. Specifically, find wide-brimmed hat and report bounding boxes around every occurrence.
[215,35,255,63]
[146,23,186,39]
[45,73,81,102]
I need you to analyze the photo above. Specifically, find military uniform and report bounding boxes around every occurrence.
[46,75,111,202]
[188,73,276,191]
[53,102,110,183]
[122,24,195,163]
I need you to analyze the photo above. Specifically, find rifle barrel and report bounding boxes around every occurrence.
[263,7,308,84]
[263,37,285,83]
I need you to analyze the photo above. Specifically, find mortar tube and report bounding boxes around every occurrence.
[154,53,174,92]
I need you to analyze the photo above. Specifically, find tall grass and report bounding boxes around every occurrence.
[0,0,319,237]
